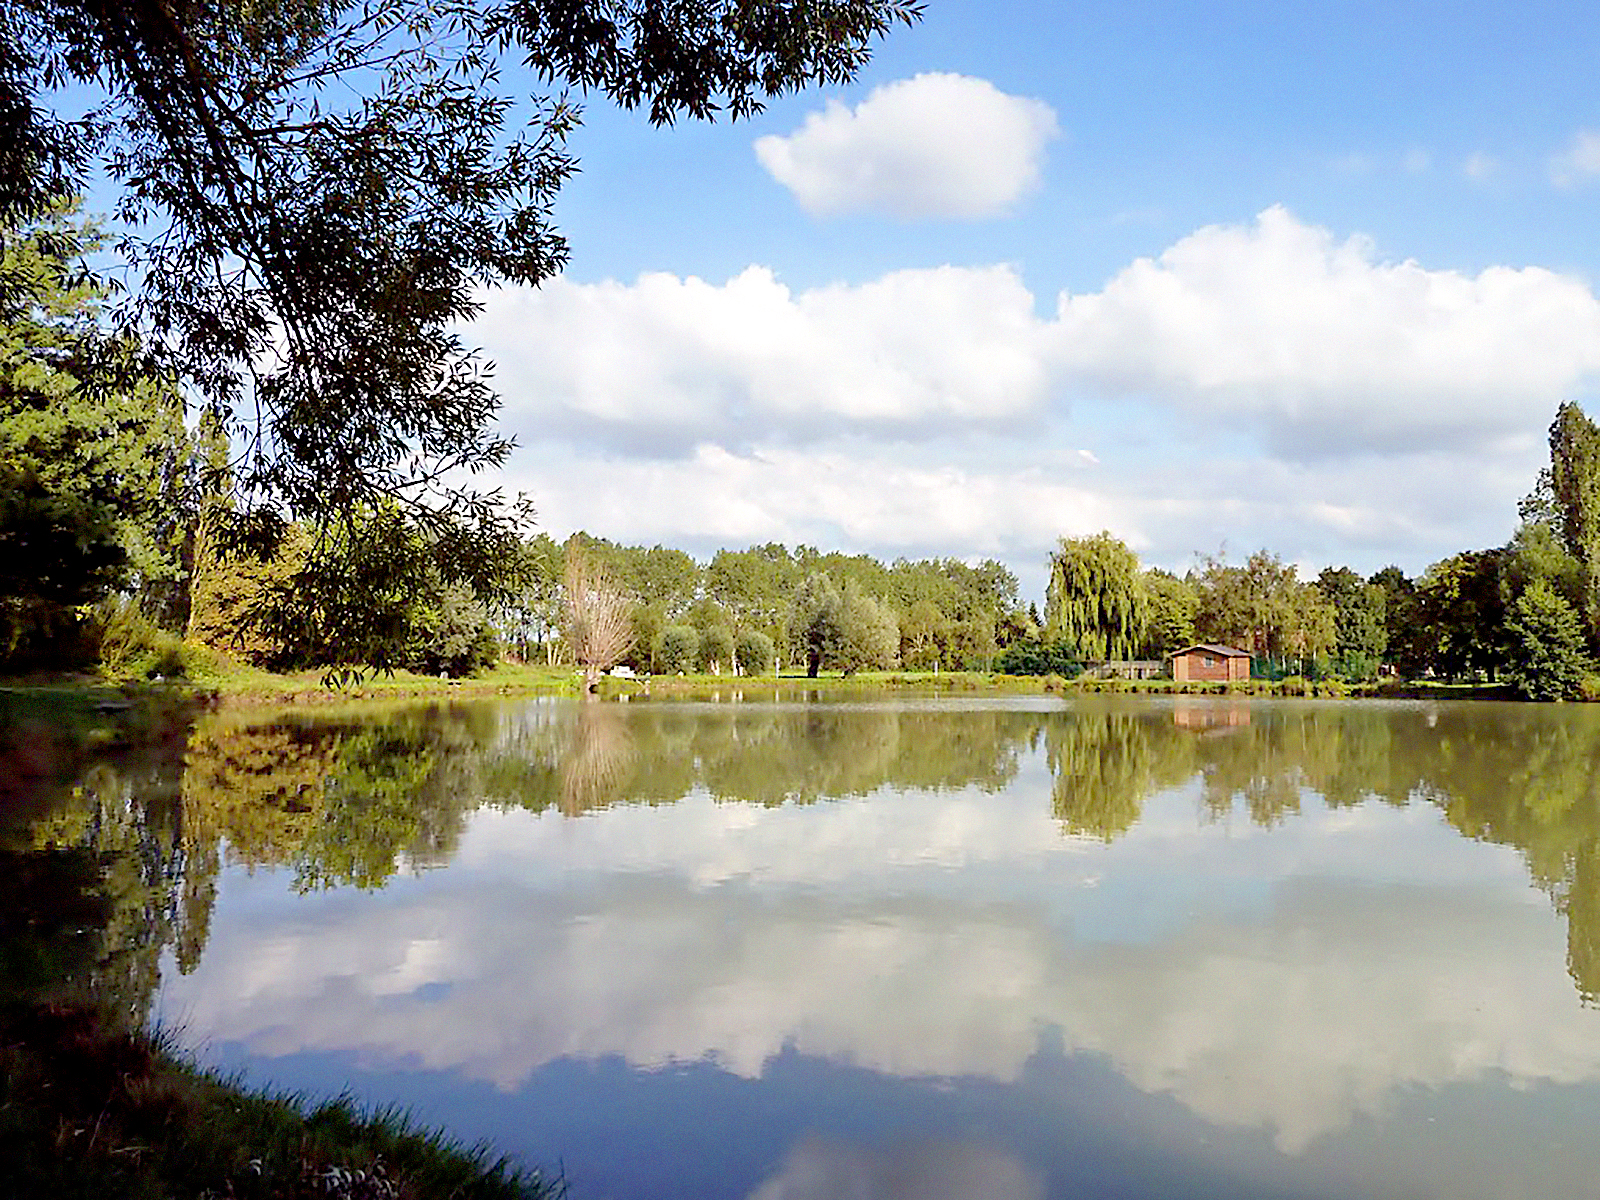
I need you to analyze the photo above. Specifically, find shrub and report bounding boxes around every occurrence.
[91,596,187,679]
[657,624,699,674]
[996,638,1080,677]
[735,630,775,675]
[698,624,735,674]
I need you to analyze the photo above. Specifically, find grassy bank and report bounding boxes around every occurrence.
[2,658,1068,713]
[1065,675,1518,700]
[2,654,582,711]
[187,659,1064,704]
[188,658,581,705]
[0,1003,559,1200]
[2,661,1530,717]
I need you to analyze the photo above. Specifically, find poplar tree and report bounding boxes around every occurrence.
[1548,401,1600,639]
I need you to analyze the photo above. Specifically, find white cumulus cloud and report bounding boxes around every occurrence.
[477,263,1056,455]
[753,73,1059,219]
[1053,205,1600,457]
[481,207,1600,467]
[473,207,1600,577]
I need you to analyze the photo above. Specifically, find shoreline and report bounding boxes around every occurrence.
[0,1002,560,1200]
[0,668,1527,724]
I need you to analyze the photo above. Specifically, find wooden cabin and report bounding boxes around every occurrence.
[1170,643,1252,683]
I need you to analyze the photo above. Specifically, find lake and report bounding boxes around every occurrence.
[12,692,1600,1199]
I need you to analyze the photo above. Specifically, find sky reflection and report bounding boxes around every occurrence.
[149,696,1600,1200]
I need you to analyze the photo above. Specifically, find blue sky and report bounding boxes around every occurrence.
[286,3,1600,599]
[552,0,1600,289]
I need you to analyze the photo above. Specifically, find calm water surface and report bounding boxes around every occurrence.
[12,693,1600,1199]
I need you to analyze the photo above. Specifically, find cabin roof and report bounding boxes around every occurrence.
[1170,643,1252,659]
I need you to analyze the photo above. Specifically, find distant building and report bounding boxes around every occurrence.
[1170,643,1252,683]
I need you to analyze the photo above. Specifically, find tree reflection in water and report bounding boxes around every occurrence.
[7,696,1600,1023]
[2,725,195,1031]
[1048,699,1600,1003]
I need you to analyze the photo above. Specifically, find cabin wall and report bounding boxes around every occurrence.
[1173,651,1243,682]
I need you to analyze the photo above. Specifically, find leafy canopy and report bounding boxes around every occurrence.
[1045,532,1146,661]
[2,0,923,654]
[1504,580,1591,701]
[0,204,190,667]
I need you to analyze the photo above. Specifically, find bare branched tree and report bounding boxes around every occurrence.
[564,549,634,693]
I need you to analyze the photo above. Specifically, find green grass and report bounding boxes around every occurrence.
[0,1003,561,1200]
[189,657,582,703]
[178,658,1064,704]
[0,648,584,708]
[5,650,1535,715]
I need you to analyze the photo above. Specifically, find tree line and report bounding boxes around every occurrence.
[1042,402,1600,699]
[1042,537,1397,679]
[6,201,1600,694]
[504,532,1029,678]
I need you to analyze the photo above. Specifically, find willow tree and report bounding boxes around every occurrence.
[791,572,843,677]
[789,572,898,675]
[1045,532,1147,661]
